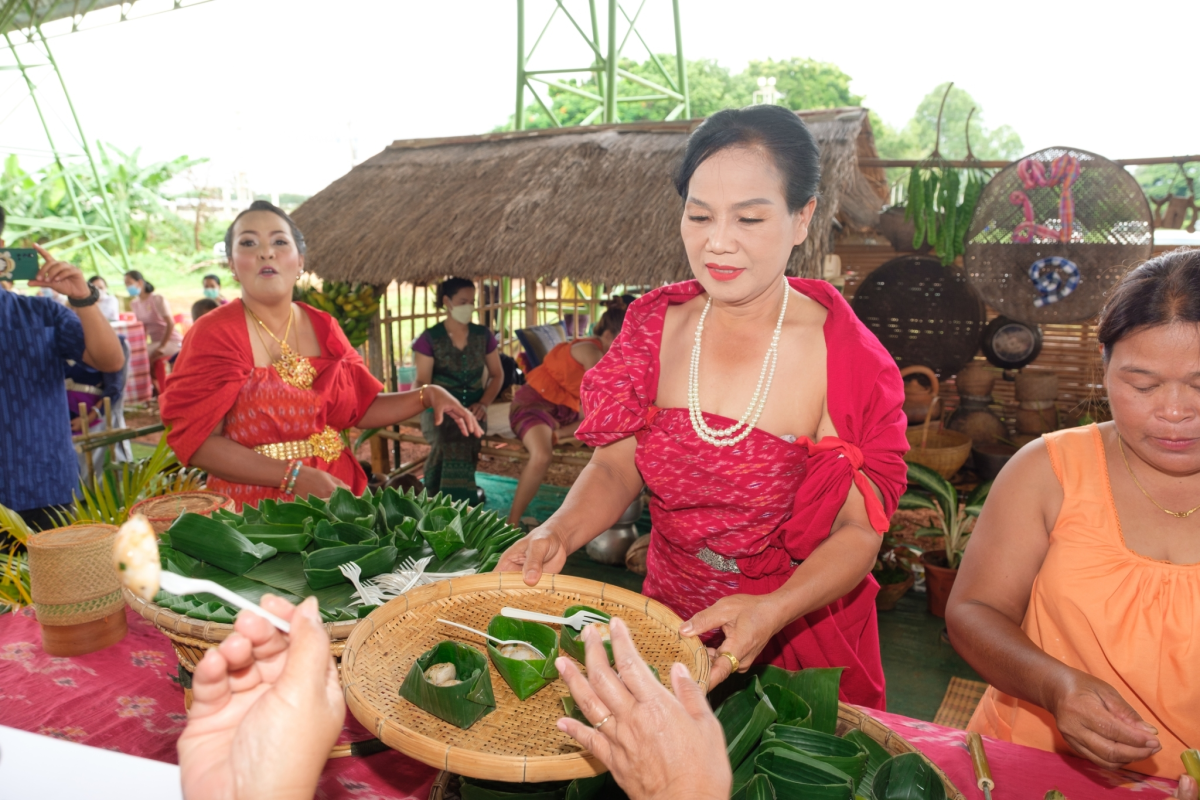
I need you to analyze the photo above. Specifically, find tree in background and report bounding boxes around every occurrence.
[873,82,1023,162]
[1135,162,1197,231]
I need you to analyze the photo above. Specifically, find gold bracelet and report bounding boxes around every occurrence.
[419,384,429,409]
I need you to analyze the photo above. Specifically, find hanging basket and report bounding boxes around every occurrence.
[964,147,1153,324]
[851,255,987,378]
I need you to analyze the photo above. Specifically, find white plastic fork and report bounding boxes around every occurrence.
[160,571,290,633]
[500,607,607,631]
[339,562,385,606]
[436,619,547,659]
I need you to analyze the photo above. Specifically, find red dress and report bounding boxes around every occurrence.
[160,300,383,509]
[576,278,908,709]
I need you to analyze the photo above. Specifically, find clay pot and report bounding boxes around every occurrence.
[955,362,996,398]
[1015,406,1058,435]
[1015,370,1059,403]
[901,365,940,426]
[947,406,1007,445]
[920,549,958,618]
[875,572,914,611]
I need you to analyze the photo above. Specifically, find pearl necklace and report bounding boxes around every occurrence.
[688,277,789,447]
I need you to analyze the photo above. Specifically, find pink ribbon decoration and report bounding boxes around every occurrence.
[1010,155,1082,243]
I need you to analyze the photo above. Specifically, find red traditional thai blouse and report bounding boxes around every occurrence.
[160,300,383,509]
[576,278,908,709]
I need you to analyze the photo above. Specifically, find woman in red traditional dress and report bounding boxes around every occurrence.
[160,201,481,509]
[497,106,908,707]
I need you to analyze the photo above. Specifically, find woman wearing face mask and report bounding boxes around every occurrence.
[202,273,229,305]
[506,298,627,526]
[160,201,482,509]
[87,275,120,321]
[124,269,182,394]
[413,277,504,501]
[497,106,908,706]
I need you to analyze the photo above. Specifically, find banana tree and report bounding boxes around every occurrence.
[899,462,992,570]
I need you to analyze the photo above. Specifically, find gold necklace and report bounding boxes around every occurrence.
[1118,434,1200,519]
[247,305,316,391]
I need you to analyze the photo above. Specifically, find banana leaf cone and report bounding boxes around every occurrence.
[752,747,854,800]
[167,512,277,575]
[486,617,559,701]
[761,684,812,728]
[715,677,778,770]
[399,641,495,729]
[558,605,613,666]
[417,507,467,560]
[731,774,777,800]
[871,752,946,800]
[236,524,312,552]
[302,544,397,589]
[760,724,868,785]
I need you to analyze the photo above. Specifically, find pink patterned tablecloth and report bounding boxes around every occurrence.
[0,606,1179,799]
[112,319,153,404]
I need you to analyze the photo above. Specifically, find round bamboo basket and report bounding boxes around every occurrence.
[427,702,965,800]
[341,573,710,783]
[129,491,233,533]
[954,362,996,398]
[1014,370,1059,403]
[904,428,972,479]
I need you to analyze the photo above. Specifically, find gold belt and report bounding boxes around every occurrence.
[254,426,344,464]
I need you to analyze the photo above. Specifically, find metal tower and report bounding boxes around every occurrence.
[514,0,690,130]
[0,1,212,275]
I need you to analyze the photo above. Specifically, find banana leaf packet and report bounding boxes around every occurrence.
[485,617,559,701]
[760,724,868,785]
[302,544,397,589]
[399,641,495,729]
[167,512,277,575]
[558,605,612,666]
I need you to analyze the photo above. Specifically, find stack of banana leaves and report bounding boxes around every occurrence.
[452,667,948,800]
[153,487,524,624]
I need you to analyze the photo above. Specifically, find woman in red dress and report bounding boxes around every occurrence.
[161,201,481,509]
[498,106,908,707]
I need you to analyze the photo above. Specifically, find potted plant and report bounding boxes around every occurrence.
[899,462,991,618]
[873,531,918,611]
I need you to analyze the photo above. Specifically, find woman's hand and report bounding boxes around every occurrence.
[29,244,90,300]
[427,385,484,437]
[1046,668,1161,770]
[556,617,731,800]
[292,465,349,500]
[1176,776,1198,800]
[177,595,344,800]
[679,593,781,689]
[467,402,488,422]
[495,523,570,585]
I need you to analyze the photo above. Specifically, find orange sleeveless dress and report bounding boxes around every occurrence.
[967,424,1200,779]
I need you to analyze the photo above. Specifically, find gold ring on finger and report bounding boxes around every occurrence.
[595,714,613,730]
[720,651,740,673]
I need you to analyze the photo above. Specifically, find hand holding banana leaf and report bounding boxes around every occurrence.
[555,617,731,800]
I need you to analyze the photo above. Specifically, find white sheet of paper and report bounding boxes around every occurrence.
[0,725,182,800]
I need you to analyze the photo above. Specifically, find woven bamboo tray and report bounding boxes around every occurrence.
[426,703,965,799]
[342,573,709,783]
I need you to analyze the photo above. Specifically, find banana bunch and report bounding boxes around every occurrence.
[299,280,379,348]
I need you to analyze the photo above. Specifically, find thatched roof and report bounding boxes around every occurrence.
[292,108,884,286]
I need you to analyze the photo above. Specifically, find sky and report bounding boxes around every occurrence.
[1,0,1195,198]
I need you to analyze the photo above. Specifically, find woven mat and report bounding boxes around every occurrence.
[932,676,988,729]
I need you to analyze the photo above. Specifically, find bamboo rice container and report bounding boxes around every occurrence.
[954,362,996,398]
[28,523,127,656]
[1015,370,1059,403]
[129,491,232,533]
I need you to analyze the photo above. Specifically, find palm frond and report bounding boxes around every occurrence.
[0,504,35,543]
[67,437,185,526]
[0,545,31,611]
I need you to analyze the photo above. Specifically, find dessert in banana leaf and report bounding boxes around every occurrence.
[113,515,161,602]
[399,641,495,729]
[485,616,559,701]
[558,606,613,666]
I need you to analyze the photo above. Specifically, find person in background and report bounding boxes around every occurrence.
[507,299,627,526]
[124,269,182,395]
[191,297,219,322]
[414,277,503,502]
[67,336,133,472]
[949,248,1200,787]
[203,273,229,305]
[559,278,592,337]
[161,201,481,510]
[0,228,125,531]
[87,275,120,321]
[178,596,735,800]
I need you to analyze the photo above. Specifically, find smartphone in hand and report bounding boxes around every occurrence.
[0,249,39,281]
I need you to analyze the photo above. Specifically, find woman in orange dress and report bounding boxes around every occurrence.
[948,248,1200,795]
[506,299,626,525]
[160,201,481,509]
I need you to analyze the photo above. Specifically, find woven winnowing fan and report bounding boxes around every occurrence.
[964,147,1153,323]
[851,255,986,378]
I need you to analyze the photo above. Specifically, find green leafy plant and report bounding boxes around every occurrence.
[899,462,991,570]
[59,437,203,527]
[872,531,919,585]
